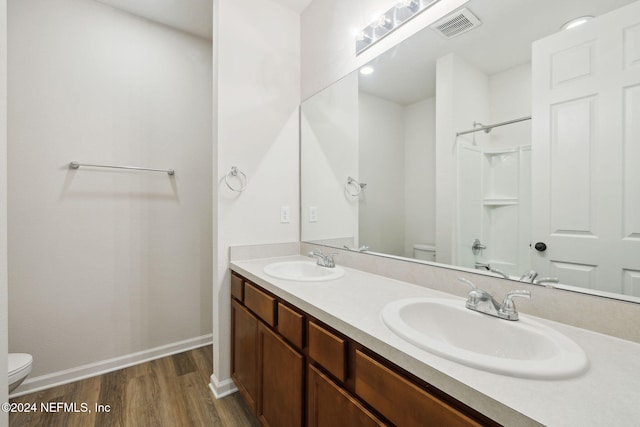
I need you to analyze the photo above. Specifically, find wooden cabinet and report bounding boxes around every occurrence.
[308,321,347,382]
[244,282,276,327]
[230,272,495,427]
[277,303,304,349]
[231,273,244,301]
[258,323,304,427]
[231,299,259,413]
[231,282,304,427]
[308,364,385,427]
[355,350,481,427]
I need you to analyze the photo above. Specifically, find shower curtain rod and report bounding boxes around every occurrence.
[456,115,531,137]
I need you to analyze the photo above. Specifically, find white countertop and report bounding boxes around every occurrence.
[231,255,640,427]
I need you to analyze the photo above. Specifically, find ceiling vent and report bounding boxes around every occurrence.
[431,8,481,39]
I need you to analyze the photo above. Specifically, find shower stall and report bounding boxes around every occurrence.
[457,143,532,278]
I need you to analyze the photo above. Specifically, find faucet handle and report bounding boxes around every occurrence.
[326,252,338,267]
[308,248,323,257]
[458,277,477,290]
[458,278,484,308]
[519,270,538,282]
[533,277,559,286]
[499,290,531,320]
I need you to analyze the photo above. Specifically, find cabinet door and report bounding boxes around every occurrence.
[231,300,259,414]
[259,323,304,427]
[308,364,386,427]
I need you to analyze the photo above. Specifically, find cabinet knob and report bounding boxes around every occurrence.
[534,242,547,252]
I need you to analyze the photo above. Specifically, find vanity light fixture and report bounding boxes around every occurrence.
[356,0,441,55]
[360,65,375,75]
[561,16,593,31]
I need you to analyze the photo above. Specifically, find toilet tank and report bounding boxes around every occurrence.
[413,244,436,261]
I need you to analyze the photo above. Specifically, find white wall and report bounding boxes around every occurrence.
[435,53,489,265]
[212,0,300,396]
[488,63,532,149]
[316,90,435,258]
[0,0,8,422]
[457,145,482,268]
[487,63,532,275]
[8,0,213,378]
[404,97,436,257]
[358,92,404,255]
[301,73,359,245]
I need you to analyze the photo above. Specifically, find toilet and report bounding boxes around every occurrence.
[413,244,436,262]
[8,353,32,392]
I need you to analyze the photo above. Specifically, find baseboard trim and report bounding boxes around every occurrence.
[209,373,237,399]
[10,334,213,398]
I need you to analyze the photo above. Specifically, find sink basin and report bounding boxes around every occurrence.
[263,261,345,282]
[381,298,588,379]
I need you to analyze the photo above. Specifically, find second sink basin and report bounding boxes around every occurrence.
[263,260,345,282]
[382,297,588,379]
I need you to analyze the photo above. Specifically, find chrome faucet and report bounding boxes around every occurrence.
[519,270,538,283]
[343,245,370,252]
[533,277,559,287]
[474,262,510,279]
[519,270,559,287]
[458,278,531,321]
[308,249,337,268]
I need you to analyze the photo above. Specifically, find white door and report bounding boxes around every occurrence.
[531,1,640,296]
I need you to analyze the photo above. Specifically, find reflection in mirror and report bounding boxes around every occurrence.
[301,0,640,303]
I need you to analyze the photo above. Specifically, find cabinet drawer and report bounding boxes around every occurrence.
[278,303,304,349]
[231,274,244,301]
[244,282,276,327]
[308,321,346,382]
[355,350,481,427]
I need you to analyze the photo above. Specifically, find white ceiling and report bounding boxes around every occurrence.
[96,0,213,39]
[96,0,311,40]
[358,0,636,105]
[93,0,634,105]
[272,0,313,13]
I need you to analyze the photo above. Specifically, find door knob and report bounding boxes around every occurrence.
[534,242,547,252]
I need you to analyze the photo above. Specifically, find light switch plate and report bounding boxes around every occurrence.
[280,206,290,223]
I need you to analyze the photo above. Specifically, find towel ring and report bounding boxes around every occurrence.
[345,176,365,197]
[225,166,248,192]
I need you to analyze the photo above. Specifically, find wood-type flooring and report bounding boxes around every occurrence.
[9,346,259,427]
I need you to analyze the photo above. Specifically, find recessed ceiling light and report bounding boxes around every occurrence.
[360,66,375,75]
[561,16,594,31]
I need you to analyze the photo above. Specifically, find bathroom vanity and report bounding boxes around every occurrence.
[230,271,492,426]
[230,255,640,426]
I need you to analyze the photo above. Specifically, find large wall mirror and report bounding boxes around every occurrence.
[301,0,640,303]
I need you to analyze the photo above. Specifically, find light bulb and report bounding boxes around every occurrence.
[360,66,375,75]
[561,16,594,31]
